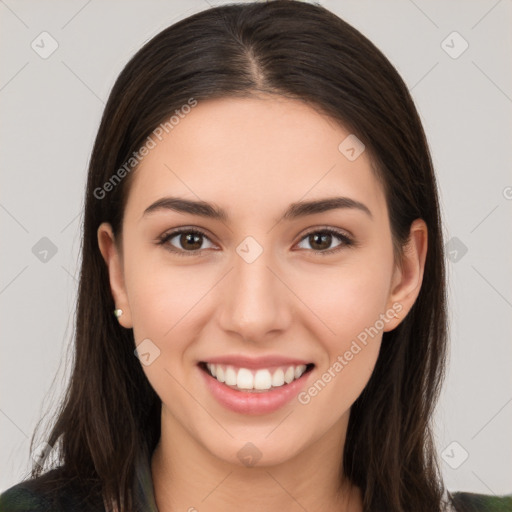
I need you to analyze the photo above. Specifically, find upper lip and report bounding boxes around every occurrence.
[200,355,313,369]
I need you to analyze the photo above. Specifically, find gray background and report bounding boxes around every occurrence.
[1,0,511,497]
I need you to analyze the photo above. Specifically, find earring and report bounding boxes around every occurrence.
[114,308,123,318]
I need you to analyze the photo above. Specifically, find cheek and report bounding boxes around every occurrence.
[292,256,392,344]
[296,276,385,417]
[126,263,205,410]
[124,246,213,341]
[292,256,392,407]
[124,254,217,403]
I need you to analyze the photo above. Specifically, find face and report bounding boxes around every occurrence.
[98,95,426,467]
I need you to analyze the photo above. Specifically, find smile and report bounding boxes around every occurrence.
[197,361,315,415]
[201,362,314,392]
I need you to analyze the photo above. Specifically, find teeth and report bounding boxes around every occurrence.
[237,368,254,389]
[216,365,225,383]
[205,363,309,391]
[271,368,285,387]
[225,366,237,386]
[284,366,295,384]
[254,369,272,390]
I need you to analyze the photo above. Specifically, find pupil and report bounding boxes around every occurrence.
[311,233,331,251]
[182,233,201,250]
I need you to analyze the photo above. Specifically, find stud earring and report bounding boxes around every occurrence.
[114,309,123,318]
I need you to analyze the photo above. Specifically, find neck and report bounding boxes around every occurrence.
[151,406,363,512]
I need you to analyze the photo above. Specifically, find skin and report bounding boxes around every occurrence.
[98,95,427,512]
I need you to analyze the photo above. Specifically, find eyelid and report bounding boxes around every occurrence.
[156,225,356,256]
[298,225,354,243]
[156,226,218,256]
[294,226,355,255]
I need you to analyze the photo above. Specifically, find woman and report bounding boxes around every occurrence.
[1,1,510,511]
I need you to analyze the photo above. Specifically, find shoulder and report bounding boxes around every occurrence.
[0,481,51,512]
[448,491,512,512]
[0,468,105,512]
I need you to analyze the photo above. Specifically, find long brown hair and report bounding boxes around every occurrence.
[28,1,448,510]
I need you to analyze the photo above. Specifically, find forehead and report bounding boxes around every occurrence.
[124,95,387,223]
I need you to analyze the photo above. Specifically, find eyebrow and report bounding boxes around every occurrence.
[142,196,373,222]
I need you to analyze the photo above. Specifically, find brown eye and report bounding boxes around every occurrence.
[308,232,334,251]
[296,229,353,254]
[177,232,203,251]
[158,229,215,255]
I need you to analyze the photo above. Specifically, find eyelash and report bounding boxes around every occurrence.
[156,226,355,257]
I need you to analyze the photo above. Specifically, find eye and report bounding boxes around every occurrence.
[157,226,355,257]
[157,228,216,256]
[296,228,354,255]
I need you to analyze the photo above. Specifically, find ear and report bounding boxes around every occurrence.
[384,218,428,331]
[97,222,133,329]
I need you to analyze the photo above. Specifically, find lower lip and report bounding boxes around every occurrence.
[199,364,314,415]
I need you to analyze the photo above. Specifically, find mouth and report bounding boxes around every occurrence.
[198,361,315,393]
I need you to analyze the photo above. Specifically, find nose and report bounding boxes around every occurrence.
[217,245,292,343]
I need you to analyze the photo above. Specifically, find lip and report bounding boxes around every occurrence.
[198,362,315,415]
[200,354,312,370]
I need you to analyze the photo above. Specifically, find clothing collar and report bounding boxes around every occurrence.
[133,445,159,512]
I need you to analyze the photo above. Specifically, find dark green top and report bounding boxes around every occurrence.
[1,447,511,511]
